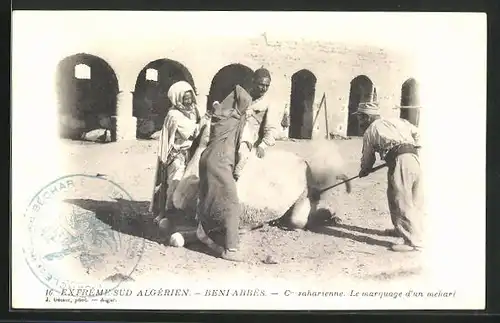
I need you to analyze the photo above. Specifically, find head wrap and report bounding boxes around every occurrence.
[167,81,196,110]
[353,102,380,116]
[254,67,271,81]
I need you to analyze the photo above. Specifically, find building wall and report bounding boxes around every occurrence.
[15,31,419,141]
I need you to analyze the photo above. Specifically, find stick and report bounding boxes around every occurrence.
[323,93,329,139]
[312,93,326,129]
[315,163,387,195]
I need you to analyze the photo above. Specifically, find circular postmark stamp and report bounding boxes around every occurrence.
[22,174,145,297]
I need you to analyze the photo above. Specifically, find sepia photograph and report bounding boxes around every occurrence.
[11,11,486,311]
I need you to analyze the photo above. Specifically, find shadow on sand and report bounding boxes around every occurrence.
[306,208,395,249]
[65,198,189,243]
[64,198,222,257]
[63,200,396,257]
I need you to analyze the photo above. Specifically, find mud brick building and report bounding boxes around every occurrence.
[26,30,421,141]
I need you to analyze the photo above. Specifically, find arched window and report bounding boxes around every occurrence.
[57,53,119,142]
[288,69,317,139]
[346,75,375,136]
[133,59,196,139]
[207,63,254,112]
[145,68,158,82]
[74,63,91,79]
[400,78,420,126]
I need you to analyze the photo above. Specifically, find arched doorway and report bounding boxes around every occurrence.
[133,59,195,139]
[400,78,420,127]
[207,63,254,112]
[288,69,317,139]
[56,53,119,141]
[346,75,376,136]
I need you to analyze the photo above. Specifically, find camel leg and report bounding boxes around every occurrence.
[287,189,317,230]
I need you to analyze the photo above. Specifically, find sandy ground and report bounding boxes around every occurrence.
[60,137,422,284]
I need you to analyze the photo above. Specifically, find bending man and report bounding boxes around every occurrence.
[355,102,423,252]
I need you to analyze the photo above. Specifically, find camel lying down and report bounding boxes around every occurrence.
[169,139,352,241]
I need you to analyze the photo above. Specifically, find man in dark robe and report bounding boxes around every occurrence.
[196,68,275,262]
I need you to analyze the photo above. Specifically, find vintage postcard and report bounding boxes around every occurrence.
[11,11,486,310]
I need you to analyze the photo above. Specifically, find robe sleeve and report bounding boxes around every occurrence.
[360,128,377,173]
[259,106,279,148]
[158,112,177,163]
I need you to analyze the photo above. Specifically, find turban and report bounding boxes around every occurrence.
[353,102,380,116]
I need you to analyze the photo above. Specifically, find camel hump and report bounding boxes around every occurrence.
[237,149,307,226]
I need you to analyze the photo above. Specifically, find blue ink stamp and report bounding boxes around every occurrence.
[22,174,145,296]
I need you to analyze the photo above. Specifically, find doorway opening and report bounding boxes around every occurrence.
[207,63,254,112]
[400,78,420,126]
[133,59,195,139]
[288,69,317,139]
[346,75,376,136]
[56,53,119,141]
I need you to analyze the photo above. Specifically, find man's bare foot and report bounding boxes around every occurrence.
[196,224,225,255]
[221,249,244,262]
[390,243,420,252]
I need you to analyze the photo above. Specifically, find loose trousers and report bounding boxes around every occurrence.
[387,153,424,247]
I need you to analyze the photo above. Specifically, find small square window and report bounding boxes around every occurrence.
[145,68,158,81]
[74,63,91,79]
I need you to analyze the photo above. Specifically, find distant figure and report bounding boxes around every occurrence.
[281,105,290,129]
[196,68,278,262]
[59,112,112,143]
[355,102,423,252]
[149,81,208,225]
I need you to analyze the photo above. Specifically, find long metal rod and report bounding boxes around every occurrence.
[315,163,388,195]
